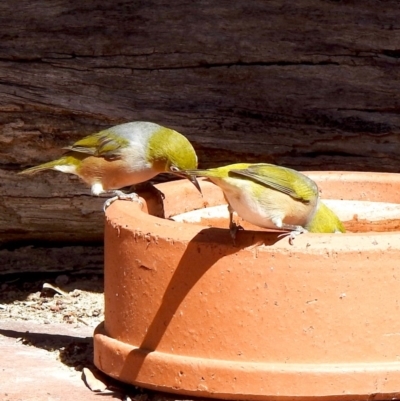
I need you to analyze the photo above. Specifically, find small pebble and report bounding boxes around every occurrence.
[70,289,82,297]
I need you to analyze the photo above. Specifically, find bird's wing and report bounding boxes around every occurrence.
[63,131,130,158]
[230,164,317,203]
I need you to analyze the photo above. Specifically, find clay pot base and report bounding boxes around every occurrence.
[94,172,400,400]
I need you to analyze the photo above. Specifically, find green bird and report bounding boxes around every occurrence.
[184,163,345,242]
[19,121,201,208]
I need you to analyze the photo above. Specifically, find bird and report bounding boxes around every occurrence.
[19,121,201,208]
[183,163,345,243]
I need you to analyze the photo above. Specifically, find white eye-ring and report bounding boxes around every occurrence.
[170,166,180,173]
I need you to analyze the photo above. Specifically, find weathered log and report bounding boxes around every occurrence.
[1,0,400,272]
[0,185,165,275]
[0,244,104,275]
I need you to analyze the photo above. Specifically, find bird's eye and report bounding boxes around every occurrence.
[170,166,180,173]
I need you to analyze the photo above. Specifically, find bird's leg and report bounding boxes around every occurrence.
[127,182,165,201]
[103,190,143,212]
[229,211,238,242]
[128,182,165,218]
[228,205,243,245]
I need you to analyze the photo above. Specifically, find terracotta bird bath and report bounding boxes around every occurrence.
[94,171,400,400]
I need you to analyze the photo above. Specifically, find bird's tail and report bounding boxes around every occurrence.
[18,155,78,175]
[19,160,61,175]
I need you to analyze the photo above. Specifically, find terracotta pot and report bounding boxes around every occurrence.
[94,172,400,400]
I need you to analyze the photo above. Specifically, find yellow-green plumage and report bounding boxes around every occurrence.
[185,163,345,236]
[229,163,318,202]
[307,201,346,233]
[146,127,198,172]
[19,121,200,196]
[18,154,84,175]
[64,130,131,157]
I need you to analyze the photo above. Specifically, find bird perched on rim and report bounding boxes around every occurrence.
[20,121,201,208]
[184,163,345,243]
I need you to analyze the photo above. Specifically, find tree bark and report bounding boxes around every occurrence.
[1,0,400,272]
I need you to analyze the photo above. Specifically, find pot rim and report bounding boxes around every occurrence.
[106,170,400,250]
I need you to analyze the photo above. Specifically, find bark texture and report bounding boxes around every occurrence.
[1,0,400,272]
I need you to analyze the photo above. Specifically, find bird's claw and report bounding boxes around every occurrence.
[103,190,143,212]
[229,222,244,245]
[278,228,308,245]
[288,230,302,245]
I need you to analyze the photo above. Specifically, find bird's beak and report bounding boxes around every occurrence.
[177,172,202,194]
[187,174,202,194]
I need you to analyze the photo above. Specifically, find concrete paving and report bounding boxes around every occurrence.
[0,320,113,401]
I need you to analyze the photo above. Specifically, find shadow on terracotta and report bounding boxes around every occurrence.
[95,173,400,400]
[119,226,283,380]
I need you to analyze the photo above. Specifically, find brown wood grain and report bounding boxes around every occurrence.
[1,0,400,272]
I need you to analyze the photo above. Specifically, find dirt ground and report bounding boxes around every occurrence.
[0,273,154,399]
[0,273,103,374]
[0,273,104,328]
[0,273,211,401]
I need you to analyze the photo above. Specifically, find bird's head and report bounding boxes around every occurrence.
[147,126,201,193]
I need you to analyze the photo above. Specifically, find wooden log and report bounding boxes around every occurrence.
[0,244,104,275]
[1,0,400,271]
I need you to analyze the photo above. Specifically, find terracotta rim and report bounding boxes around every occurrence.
[94,171,400,400]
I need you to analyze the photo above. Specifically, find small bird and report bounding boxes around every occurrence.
[20,121,201,208]
[184,163,345,243]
